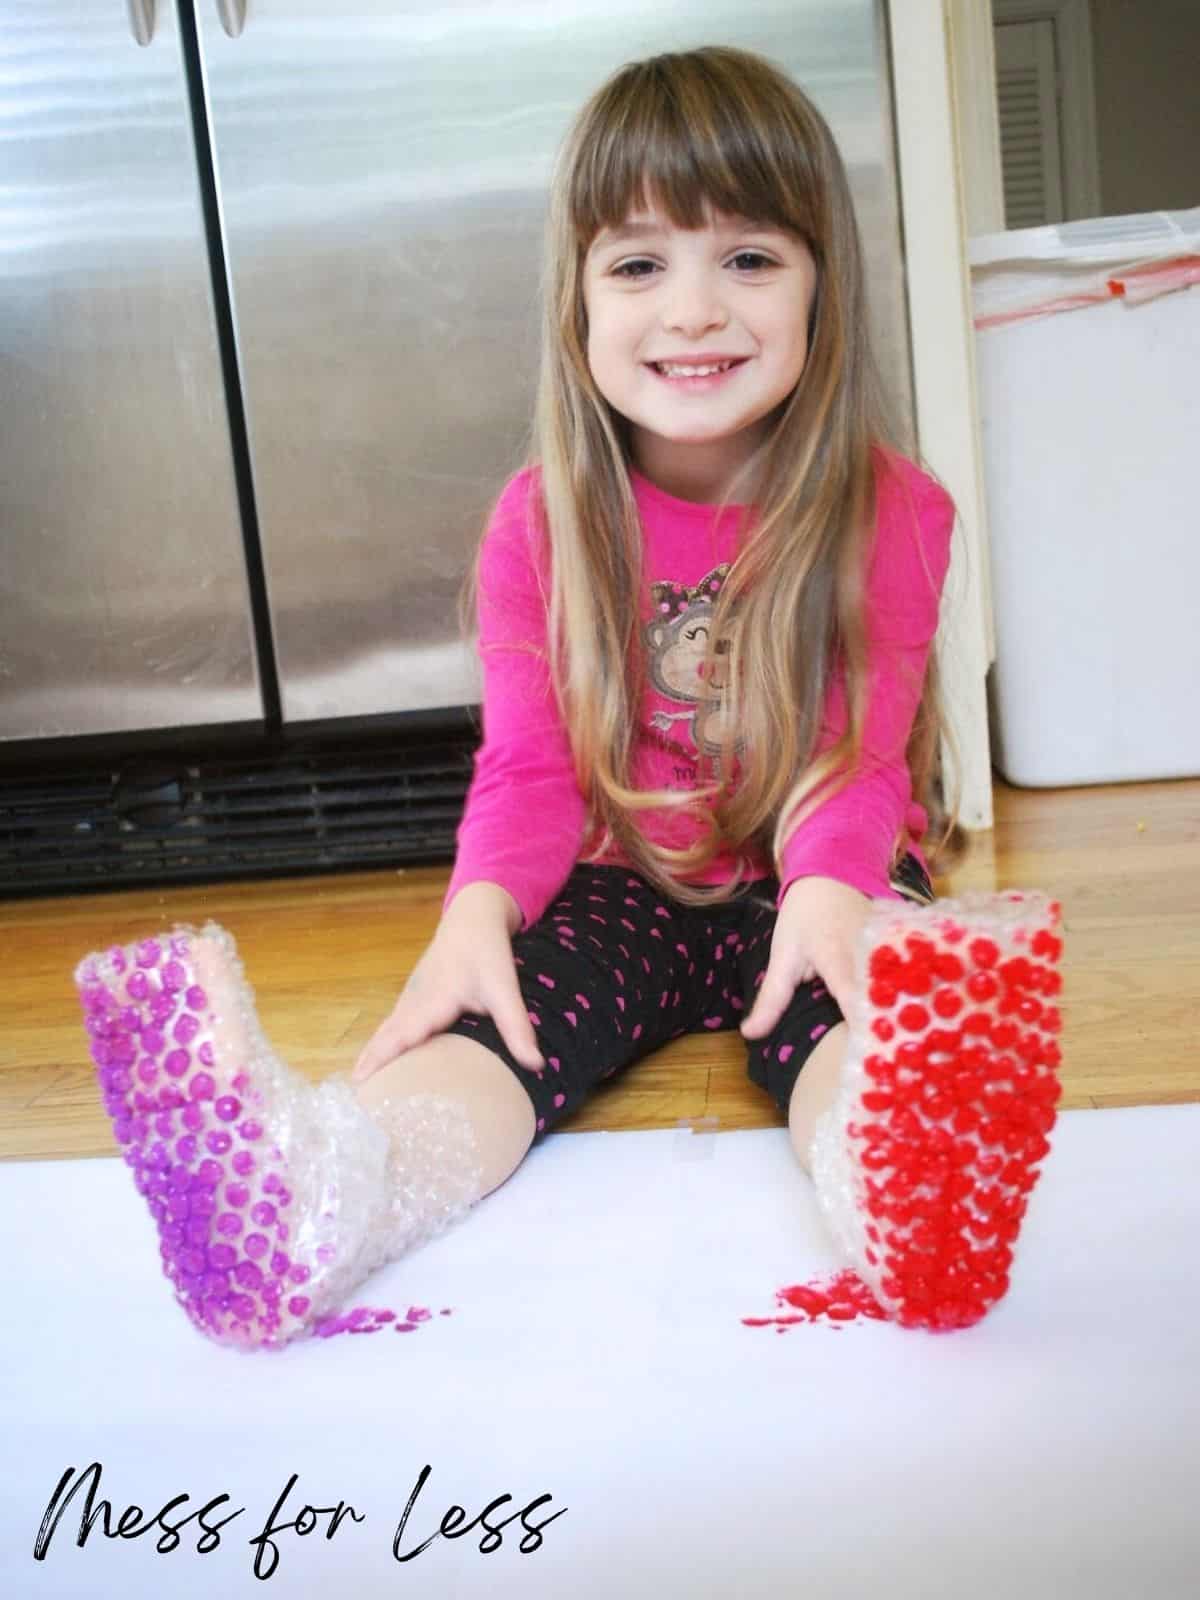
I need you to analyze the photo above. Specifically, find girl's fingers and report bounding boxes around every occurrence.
[351,1024,410,1084]
[352,946,530,1085]
[489,965,544,1071]
[739,961,796,1040]
[815,951,854,1018]
[352,973,424,1081]
[352,989,460,1083]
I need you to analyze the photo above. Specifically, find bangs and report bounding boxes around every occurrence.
[567,55,821,254]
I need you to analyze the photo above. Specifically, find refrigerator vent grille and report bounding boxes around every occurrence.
[0,739,477,897]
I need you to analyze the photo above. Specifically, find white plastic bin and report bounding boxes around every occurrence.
[970,207,1200,787]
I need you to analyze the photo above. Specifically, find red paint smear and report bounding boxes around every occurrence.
[742,1269,887,1333]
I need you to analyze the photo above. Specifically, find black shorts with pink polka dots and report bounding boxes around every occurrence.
[443,856,934,1144]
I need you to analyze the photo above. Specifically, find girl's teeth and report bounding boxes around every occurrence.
[655,360,737,377]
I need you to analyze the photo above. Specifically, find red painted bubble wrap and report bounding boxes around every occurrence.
[809,890,1064,1332]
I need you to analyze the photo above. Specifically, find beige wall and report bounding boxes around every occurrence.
[1090,0,1200,213]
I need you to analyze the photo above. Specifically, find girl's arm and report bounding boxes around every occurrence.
[443,468,588,931]
[777,460,957,905]
[741,462,956,1030]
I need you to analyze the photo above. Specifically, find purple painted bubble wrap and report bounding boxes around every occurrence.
[75,922,486,1351]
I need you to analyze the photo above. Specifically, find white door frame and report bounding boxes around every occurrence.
[886,0,996,831]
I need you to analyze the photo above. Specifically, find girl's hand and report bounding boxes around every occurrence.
[739,875,872,1038]
[350,882,545,1084]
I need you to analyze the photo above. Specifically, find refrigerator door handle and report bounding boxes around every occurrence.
[214,0,247,39]
[126,0,155,46]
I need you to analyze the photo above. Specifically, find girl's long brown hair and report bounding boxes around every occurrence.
[462,45,964,905]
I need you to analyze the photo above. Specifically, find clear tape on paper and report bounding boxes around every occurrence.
[673,1115,720,1161]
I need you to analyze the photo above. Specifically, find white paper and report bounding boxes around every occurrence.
[2,1106,1198,1598]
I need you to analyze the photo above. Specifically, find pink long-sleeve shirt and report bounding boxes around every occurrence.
[443,448,956,931]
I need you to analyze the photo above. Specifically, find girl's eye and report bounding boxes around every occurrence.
[729,251,776,272]
[612,258,657,279]
[610,251,777,279]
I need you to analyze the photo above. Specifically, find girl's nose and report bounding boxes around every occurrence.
[663,271,728,338]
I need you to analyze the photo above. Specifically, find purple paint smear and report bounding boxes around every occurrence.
[312,1304,454,1339]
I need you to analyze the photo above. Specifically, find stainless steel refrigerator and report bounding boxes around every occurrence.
[0,0,913,892]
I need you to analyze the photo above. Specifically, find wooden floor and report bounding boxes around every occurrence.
[3,776,1196,1163]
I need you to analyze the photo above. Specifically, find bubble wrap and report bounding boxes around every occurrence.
[808,890,1065,1331]
[74,922,486,1352]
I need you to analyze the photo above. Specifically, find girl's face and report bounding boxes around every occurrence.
[581,196,818,504]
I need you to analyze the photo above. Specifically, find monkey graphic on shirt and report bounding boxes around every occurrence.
[643,563,745,767]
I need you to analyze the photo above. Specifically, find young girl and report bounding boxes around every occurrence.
[75,46,1064,1351]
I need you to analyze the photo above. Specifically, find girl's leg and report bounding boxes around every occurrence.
[353,1032,536,1197]
[74,865,701,1350]
[743,884,1066,1331]
[755,854,935,1175]
[439,864,717,1145]
[785,1021,848,1177]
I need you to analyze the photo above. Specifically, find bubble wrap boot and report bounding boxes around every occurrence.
[75,923,485,1351]
[809,890,1065,1332]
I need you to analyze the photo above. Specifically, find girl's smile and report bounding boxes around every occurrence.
[644,356,752,390]
[582,200,818,502]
